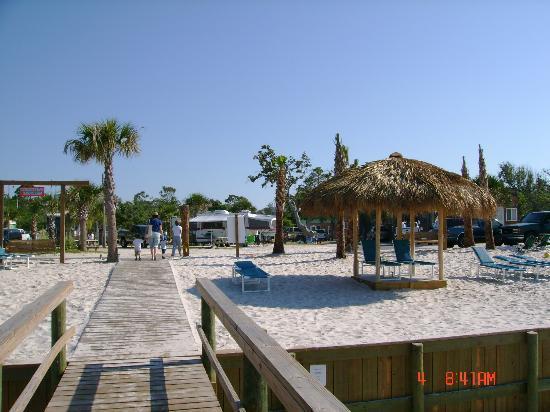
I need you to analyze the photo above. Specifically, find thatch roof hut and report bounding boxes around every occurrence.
[301,153,496,284]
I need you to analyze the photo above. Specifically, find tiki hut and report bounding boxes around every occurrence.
[301,153,496,285]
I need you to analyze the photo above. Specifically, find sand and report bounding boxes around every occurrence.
[2,243,549,363]
[0,253,114,364]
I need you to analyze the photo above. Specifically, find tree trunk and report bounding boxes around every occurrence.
[31,216,38,240]
[335,211,346,258]
[273,165,286,254]
[345,217,353,253]
[104,161,118,262]
[79,209,88,252]
[485,219,495,249]
[463,215,475,247]
[47,215,56,241]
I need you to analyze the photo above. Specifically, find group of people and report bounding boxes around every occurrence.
[132,212,184,261]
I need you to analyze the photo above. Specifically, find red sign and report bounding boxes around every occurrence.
[19,186,45,197]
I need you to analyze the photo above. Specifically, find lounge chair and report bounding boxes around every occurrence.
[393,240,436,279]
[0,247,32,269]
[510,254,550,267]
[471,246,526,280]
[232,260,271,293]
[361,239,401,277]
[494,255,541,281]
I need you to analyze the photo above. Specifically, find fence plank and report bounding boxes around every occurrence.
[377,357,392,400]
[470,347,484,412]
[431,351,447,412]
[362,358,377,401]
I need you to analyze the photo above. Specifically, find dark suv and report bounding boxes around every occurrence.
[501,211,550,245]
[447,218,503,248]
[118,225,149,248]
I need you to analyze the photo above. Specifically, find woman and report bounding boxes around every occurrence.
[149,212,163,260]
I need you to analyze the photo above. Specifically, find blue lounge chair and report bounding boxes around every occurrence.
[495,255,541,281]
[471,246,526,280]
[232,260,271,293]
[510,254,550,267]
[393,240,436,278]
[361,239,401,277]
[0,247,14,269]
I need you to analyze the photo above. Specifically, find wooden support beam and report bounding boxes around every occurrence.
[438,210,445,280]
[243,355,268,412]
[60,185,66,264]
[375,207,382,280]
[527,331,538,412]
[235,214,240,258]
[396,211,402,240]
[352,210,359,277]
[442,212,448,250]
[49,300,67,395]
[411,343,424,412]
[409,210,415,276]
[181,204,190,257]
[201,297,216,384]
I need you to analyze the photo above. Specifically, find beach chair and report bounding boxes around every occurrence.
[471,246,526,280]
[361,239,401,277]
[494,255,541,281]
[537,234,549,249]
[510,254,550,267]
[0,247,15,269]
[232,260,271,293]
[515,235,537,254]
[393,240,436,279]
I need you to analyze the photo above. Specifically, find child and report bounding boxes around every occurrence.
[133,237,143,261]
[160,232,167,259]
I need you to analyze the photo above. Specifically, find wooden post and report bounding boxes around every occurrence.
[352,210,359,277]
[411,343,425,412]
[0,362,2,410]
[442,212,448,250]
[201,297,216,384]
[60,185,66,264]
[234,213,240,258]
[181,204,190,257]
[409,209,415,276]
[243,355,268,412]
[0,184,4,247]
[375,207,382,280]
[438,209,445,280]
[527,331,539,412]
[49,299,67,395]
[396,211,402,240]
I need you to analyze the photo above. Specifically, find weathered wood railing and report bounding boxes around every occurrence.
[196,278,349,412]
[0,281,74,412]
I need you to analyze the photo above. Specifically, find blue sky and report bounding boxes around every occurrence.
[1,1,549,208]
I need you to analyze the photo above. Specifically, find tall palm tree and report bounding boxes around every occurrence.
[478,145,495,249]
[334,133,348,258]
[28,197,45,240]
[461,156,475,247]
[64,119,140,262]
[68,184,102,251]
[273,158,287,254]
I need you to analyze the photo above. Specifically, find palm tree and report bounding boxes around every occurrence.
[273,158,287,254]
[45,196,59,241]
[64,119,140,262]
[334,133,348,258]
[478,145,495,249]
[461,156,475,247]
[68,184,102,251]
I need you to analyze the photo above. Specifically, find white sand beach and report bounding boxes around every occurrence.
[170,243,550,351]
[0,254,114,364]
[2,244,549,363]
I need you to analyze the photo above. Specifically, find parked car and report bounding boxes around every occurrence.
[284,227,301,242]
[501,211,550,245]
[367,224,395,242]
[315,229,327,241]
[118,224,149,248]
[3,228,31,246]
[447,218,503,248]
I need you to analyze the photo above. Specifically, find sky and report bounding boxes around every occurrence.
[1,1,549,208]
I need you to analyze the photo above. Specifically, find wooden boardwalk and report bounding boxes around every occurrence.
[46,259,222,411]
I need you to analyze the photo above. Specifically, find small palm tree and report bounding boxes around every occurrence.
[68,184,102,251]
[478,145,495,249]
[64,119,140,262]
[333,133,348,258]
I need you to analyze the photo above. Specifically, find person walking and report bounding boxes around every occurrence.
[149,212,163,260]
[172,220,183,257]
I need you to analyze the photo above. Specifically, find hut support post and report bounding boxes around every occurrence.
[234,213,240,258]
[438,209,445,280]
[352,210,359,277]
[375,207,382,280]
[409,209,415,276]
[396,211,402,240]
[181,204,190,257]
[60,185,66,264]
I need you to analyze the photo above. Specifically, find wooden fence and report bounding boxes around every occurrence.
[214,328,550,412]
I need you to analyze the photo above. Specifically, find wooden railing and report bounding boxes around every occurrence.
[196,278,349,412]
[0,281,74,412]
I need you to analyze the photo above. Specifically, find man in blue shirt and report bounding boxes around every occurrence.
[149,212,163,260]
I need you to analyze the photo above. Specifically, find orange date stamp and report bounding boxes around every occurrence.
[417,371,496,387]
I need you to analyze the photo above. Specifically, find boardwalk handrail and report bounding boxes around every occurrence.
[0,281,74,411]
[196,278,349,412]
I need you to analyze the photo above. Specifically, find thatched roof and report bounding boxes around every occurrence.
[300,153,496,218]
